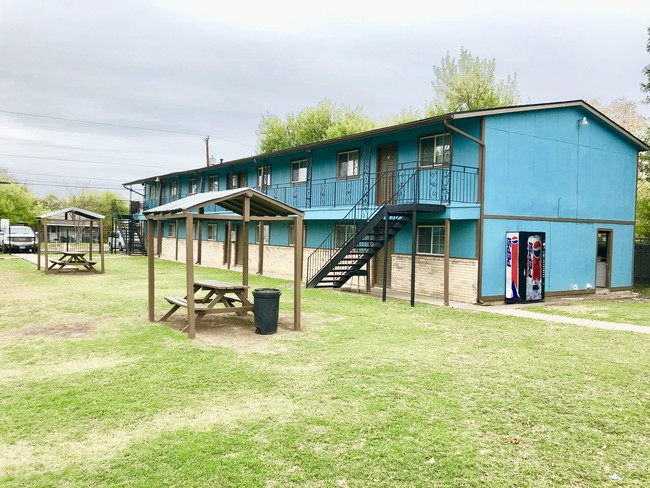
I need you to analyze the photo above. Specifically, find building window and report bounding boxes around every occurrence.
[289,223,307,246]
[207,224,217,241]
[257,166,272,189]
[255,224,270,245]
[188,178,198,195]
[417,224,445,255]
[291,159,308,184]
[168,222,177,238]
[147,184,156,199]
[419,133,451,168]
[208,175,219,192]
[337,150,360,178]
[169,181,178,198]
[334,224,356,248]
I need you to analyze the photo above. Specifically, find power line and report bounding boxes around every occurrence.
[9,170,125,183]
[16,181,126,191]
[0,108,255,147]
[0,153,177,169]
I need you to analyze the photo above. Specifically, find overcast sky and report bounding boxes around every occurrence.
[1,0,648,199]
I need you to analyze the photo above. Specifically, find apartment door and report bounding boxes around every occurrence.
[595,230,612,288]
[235,225,245,266]
[374,240,394,287]
[376,143,398,205]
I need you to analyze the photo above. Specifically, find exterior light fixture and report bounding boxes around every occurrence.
[578,117,589,127]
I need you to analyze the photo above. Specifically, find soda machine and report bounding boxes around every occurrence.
[505,232,545,303]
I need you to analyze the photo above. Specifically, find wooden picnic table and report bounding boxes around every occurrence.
[160,280,254,329]
[48,251,98,273]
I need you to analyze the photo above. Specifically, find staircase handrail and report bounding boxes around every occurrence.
[306,167,420,284]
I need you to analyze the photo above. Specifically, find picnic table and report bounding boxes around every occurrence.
[160,280,254,328]
[48,251,98,272]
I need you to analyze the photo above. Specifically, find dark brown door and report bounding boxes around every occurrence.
[376,143,398,205]
[374,240,394,287]
[235,225,245,265]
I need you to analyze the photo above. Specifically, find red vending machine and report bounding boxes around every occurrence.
[505,232,545,303]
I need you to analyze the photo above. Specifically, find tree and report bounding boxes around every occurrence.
[256,99,377,153]
[427,47,519,116]
[642,27,650,104]
[0,169,38,225]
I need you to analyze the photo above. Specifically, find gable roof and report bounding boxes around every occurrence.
[143,187,304,217]
[37,207,105,221]
[123,100,649,186]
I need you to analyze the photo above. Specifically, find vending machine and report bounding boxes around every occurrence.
[505,232,545,303]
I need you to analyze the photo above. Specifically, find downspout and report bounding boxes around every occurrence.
[443,118,486,304]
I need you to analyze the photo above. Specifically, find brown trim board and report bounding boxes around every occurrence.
[483,215,634,226]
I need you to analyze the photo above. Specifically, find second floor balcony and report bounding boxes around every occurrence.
[142,162,478,213]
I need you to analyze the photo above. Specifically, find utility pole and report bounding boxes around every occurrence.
[204,136,210,166]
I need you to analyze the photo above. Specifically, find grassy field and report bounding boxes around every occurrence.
[527,295,650,327]
[0,256,648,487]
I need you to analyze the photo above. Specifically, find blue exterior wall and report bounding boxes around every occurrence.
[481,218,634,296]
[480,106,639,296]
[483,107,637,221]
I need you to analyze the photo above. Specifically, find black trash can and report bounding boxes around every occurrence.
[252,288,282,335]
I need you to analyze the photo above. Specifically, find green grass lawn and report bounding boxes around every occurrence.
[527,296,650,327]
[1,256,649,487]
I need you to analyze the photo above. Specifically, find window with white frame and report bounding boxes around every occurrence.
[289,223,307,246]
[188,178,198,195]
[336,150,360,178]
[168,222,177,238]
[208,175,219,192]
[417,224,445,255]
[257,166,271,189]
[419,133,451,167]
[207,224,218,241]
[334,224,356,248]
[255,224,270,245]
[169,181,178,198]
[291,159,308,183]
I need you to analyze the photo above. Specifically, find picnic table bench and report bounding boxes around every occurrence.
[160,280,254,329]
[48,251,98,272]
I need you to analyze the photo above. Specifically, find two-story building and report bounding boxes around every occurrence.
[123,100,648,304]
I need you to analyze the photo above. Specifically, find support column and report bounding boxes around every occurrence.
[99,219,105,273]
[410,210,417,307]
[444,218,450,306]
[37,221,42,271]
[258,221,264,275]
[294,216,303,331]
[89,221,93,261]
[382,214,389,302]
[185,216,196,338]
[242,196,250,291]
[147,218,155,322]
[226,220,232,269]
[43,220,49,274]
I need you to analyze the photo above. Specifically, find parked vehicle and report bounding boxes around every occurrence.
[109,230,142,252]
[1,225,38,253]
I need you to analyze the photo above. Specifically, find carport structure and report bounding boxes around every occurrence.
[143,188,305,338]
[36,207,106,273]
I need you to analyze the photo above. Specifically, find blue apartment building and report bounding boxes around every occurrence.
[123,101,648,303]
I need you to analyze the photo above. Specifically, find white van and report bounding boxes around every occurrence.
[1,225,38,253]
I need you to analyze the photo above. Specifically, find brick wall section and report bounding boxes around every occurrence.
[390,254,478,303]
[159,239,478,303]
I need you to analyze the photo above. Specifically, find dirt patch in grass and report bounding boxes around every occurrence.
[4,317,100,340]
[0,394,297,474]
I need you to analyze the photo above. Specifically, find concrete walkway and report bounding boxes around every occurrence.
[370,288,650,335]
[10,253,649,334]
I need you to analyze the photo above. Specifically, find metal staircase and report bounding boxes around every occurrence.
[113,214,147,255]
[306,168,441,289]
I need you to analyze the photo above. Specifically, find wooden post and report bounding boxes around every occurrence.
[382,214,389,302]
[175,223,179,261]
[410,210,417,307]
[99,219,105,273]
[156,220,163,257]
[258,221,264,275]
[197,213,203,265]
[89,221,93,261]
[294,216,303,331]
[36,221,41,271]
[444,218,450,306]
[44,220,49,274]
[242,196,250,291]
[185,215,196,338]
[226,220,232,269]
[147,218,155,322]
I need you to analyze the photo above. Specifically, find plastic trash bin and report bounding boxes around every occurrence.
[252,288,282,334]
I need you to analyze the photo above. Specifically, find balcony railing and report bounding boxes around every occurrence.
[140,163,478,212]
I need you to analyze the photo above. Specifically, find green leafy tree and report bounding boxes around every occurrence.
[256,99,377,153]
[637,189,650,238]
[427,47,519,116]
[642,27,650,104]
[0,169,38,225]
